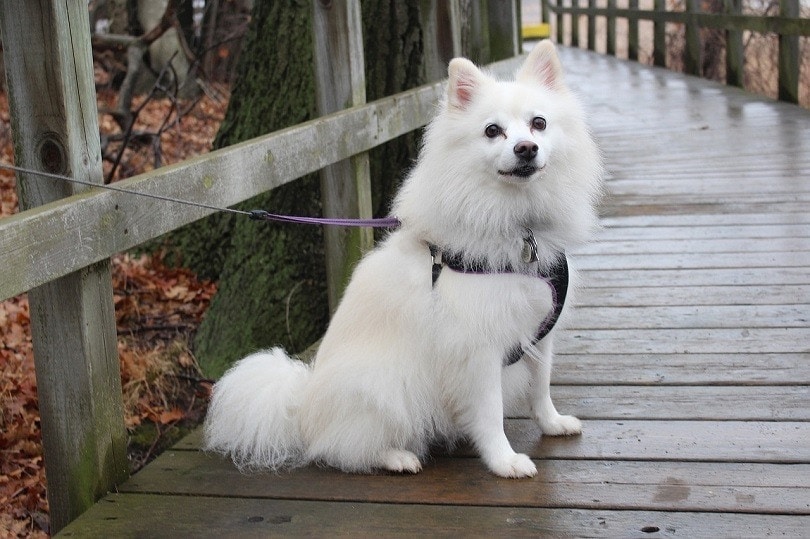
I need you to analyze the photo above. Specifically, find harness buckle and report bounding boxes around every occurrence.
[522,229,539,263]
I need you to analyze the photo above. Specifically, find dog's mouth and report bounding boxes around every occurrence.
[498,164,541,179]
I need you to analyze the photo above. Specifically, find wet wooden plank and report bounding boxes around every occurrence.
[578,237,810,255]
[557,327,810,355]
[178,420,810,463]
[568,305,809,329]
[600,212,810,228]
[576,283,810,304]
[593,223,810,241]
[57,494,810,538]
[117,450,810,516]
[533,386,810,421]
[584,267,809,288]
[552,353,810,385]
[117,447,810,515]
[574,251,810,271]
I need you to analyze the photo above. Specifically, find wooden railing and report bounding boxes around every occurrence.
[543,0,810,103]
[0,0,524,532]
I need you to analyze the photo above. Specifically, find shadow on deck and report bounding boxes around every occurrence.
[59,47,810,537]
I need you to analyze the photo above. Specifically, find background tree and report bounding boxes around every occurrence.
[166,0,431,377]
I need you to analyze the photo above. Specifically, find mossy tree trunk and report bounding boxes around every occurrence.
[167,0,429,378]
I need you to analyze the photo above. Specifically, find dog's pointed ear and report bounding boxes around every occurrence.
[448,58,483,110]
[517,40,565,91]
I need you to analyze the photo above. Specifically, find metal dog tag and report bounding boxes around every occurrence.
[522,229,538,263]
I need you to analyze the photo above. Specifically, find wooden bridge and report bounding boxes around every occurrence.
[54,47,810,536]
[1,2,808,537]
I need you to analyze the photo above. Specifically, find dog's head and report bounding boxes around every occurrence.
[438,41,600,190]
[444,42,569,185]
[395,41,604,258]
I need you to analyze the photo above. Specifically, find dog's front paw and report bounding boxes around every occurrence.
[538,413,582,436]
[380,449,422,474]
[487,452,537,478]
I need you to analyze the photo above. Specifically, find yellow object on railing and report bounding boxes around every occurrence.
[522,23,550,39]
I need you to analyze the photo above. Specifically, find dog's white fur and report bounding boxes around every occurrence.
[204,41,603,478]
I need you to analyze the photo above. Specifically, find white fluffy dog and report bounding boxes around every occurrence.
[204,41,603,478]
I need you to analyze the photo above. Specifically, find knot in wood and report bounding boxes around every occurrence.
[37,133,67,175]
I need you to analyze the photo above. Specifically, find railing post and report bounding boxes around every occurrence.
[724,0,744,87]
[607,0,617,56]
[571,0,581,46]
[628,0,640,61]
[542,0,551,37]
[778,0,800,103]
[684,0,702,75]
[653,0,667,66]
[0,1,128,532]
[587,0,597,51]
[312,0,374,313]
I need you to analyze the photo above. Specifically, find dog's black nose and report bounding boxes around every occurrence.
[514,141,539,160]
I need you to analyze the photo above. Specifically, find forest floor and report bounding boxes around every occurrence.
[0,86,229,537]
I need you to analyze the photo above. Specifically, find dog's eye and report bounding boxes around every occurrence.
[531,116,547,131]
[484,124,502,138]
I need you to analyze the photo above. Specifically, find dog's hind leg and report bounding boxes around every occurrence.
[525,338,582,436]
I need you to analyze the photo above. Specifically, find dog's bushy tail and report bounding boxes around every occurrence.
[203,348,311,471]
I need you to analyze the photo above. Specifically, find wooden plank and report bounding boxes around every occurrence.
[116,450,810,515]
[578,237,810,255]
[313,0,374,312]
[577,284,810,305]
[0,53,528,302]
[57,494,810,538]
[567,305,809,329]
[552,353,810,385]
[557,327,810,355]
[508,419,810,463]
[600,211,810,227]
[606,177,810,197]
[593,223,810,241]
[574,251,810,270]
[600,199,810,218]
[581,270,809,288]
[177,420,810,463]
[533,385,810,421]
[0,1,128,532]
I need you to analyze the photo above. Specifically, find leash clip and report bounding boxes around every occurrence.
[522,228,538,263]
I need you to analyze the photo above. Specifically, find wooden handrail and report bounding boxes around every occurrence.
[543,0,807,103]
[547,4,810,34]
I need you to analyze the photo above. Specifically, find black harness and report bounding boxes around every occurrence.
[428,242,569,366]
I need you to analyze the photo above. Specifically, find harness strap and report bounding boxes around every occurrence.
[428,243,569,366]
[503,255,568,365]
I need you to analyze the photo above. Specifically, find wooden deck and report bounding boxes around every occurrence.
[58,47,810,537]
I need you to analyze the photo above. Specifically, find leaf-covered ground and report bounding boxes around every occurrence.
[1,87,228,537]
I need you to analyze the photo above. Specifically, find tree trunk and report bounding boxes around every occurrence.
[362,0,430,218]
[166,0,428,378]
